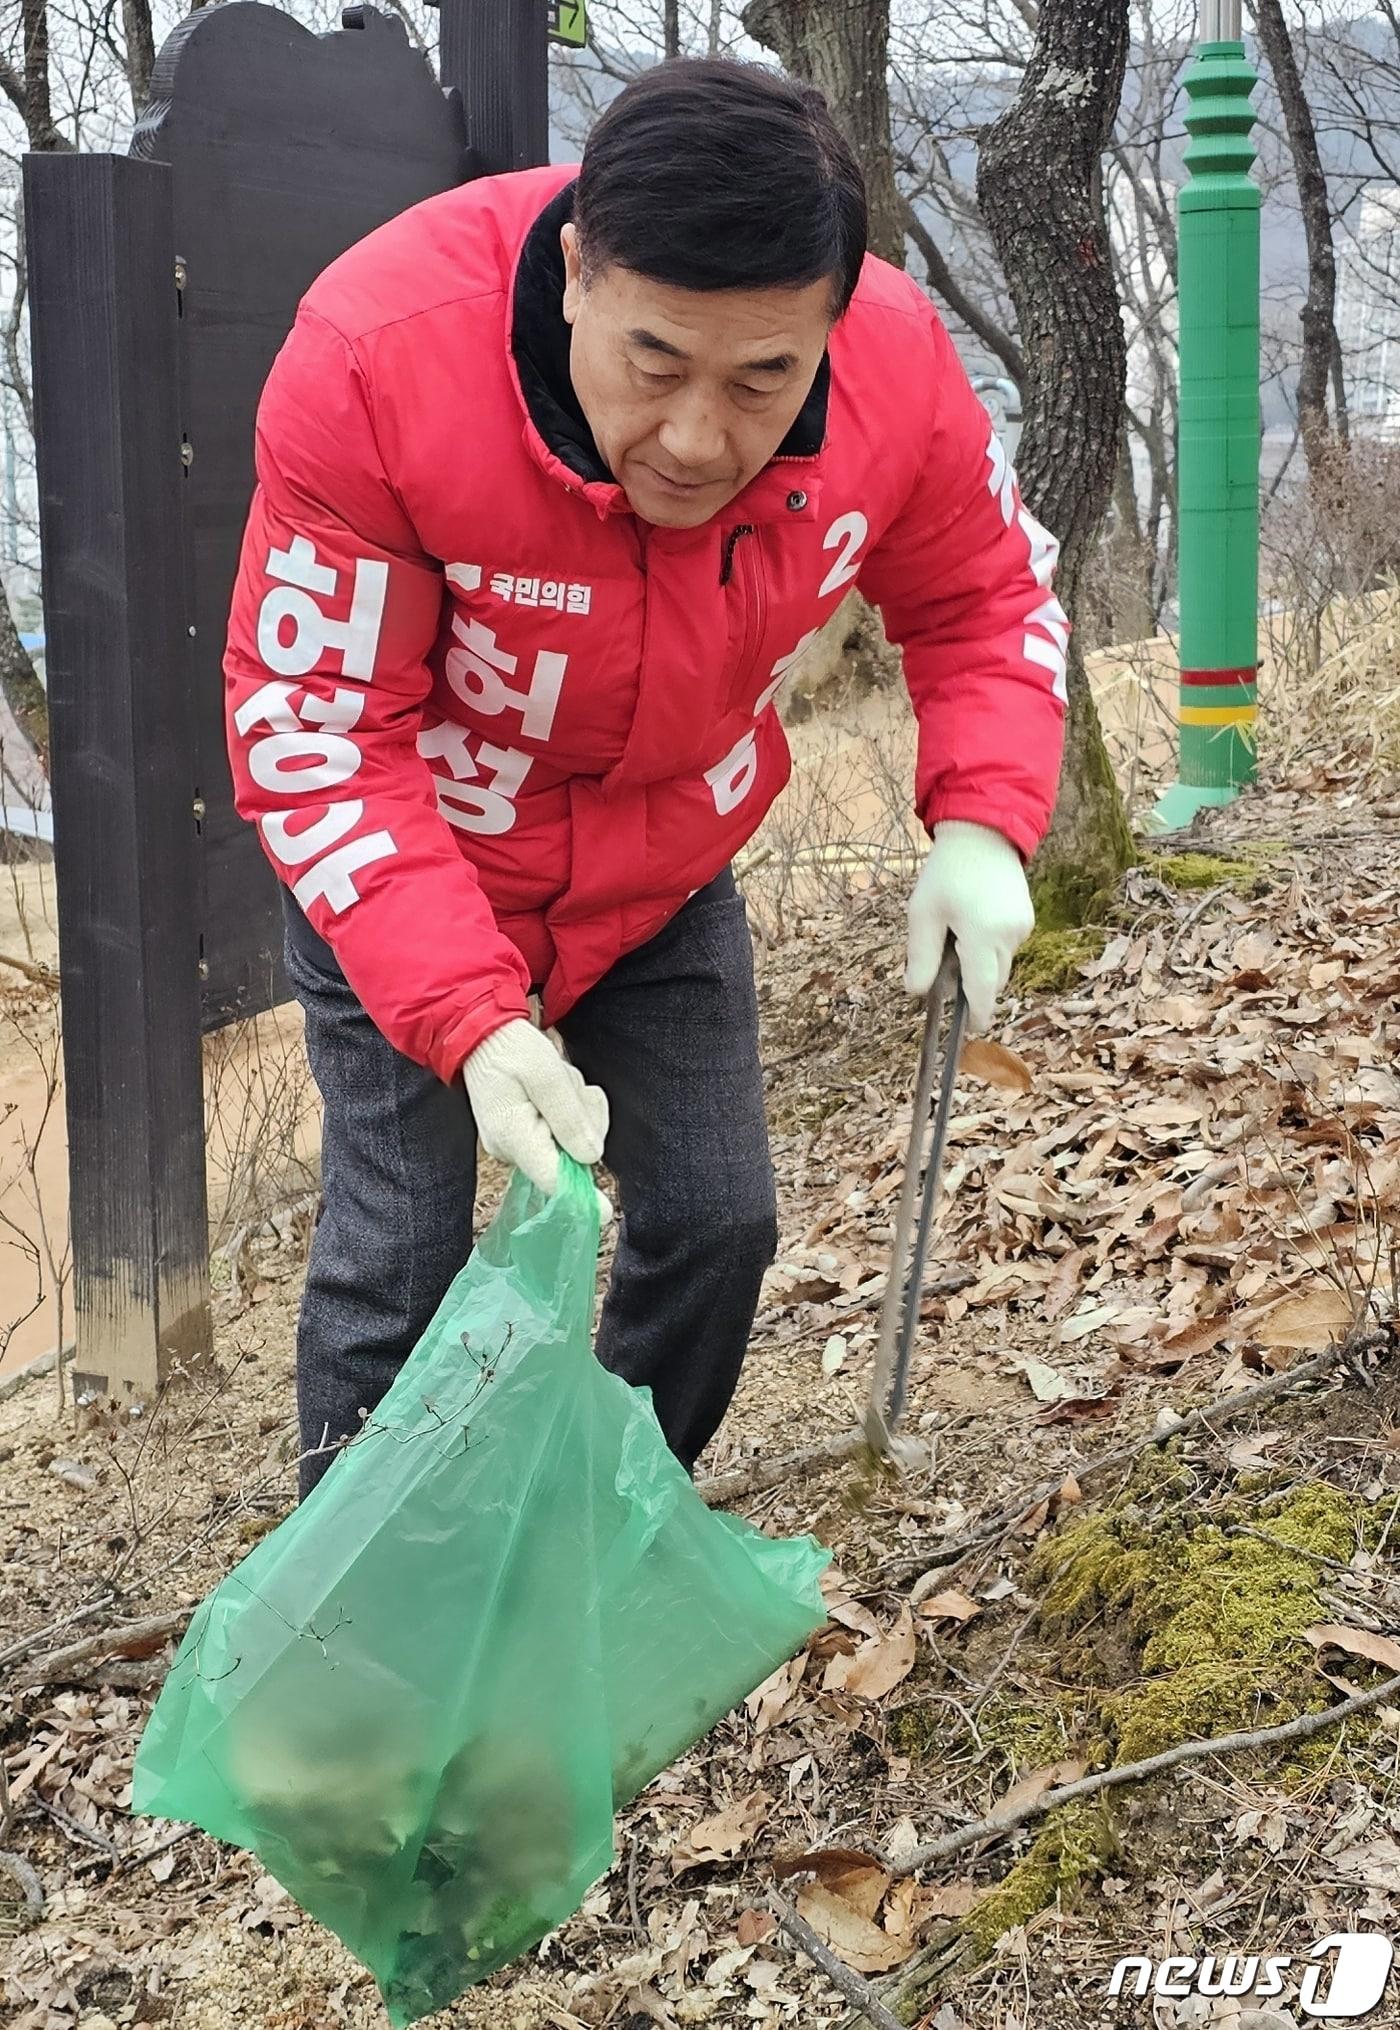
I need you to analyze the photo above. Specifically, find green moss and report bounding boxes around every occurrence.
[886,1475,1380,2007]
[1137,1494,1353,1675]
[962,1802,1117,1954]
[977,1696,1076,1774]
[1262,1479,1365,1557]
[1028,864,1115,933]
[1030,1450,1190,1635]
[1032,1479,1357,1763]
[1012,925,1107,993]
[1149,846,1285,895]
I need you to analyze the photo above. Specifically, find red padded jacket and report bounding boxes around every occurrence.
[225,164,1067,1083]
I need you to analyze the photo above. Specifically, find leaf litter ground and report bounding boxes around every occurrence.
[5,764,1400,2030]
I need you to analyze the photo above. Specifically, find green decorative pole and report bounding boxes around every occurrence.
[1151,0,1260,832]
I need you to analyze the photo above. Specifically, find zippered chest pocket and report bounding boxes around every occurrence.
[721,524,770,713]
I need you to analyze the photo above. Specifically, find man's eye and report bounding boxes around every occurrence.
[637,366,680,386]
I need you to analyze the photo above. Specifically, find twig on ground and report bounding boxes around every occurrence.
[16,1607,190,1687]
[35,1796,120,1857]
[76,1823,199,1878]
[882,1668,1400,1875]
[770,1887,907,2030]
[0,1592,120,1674]
[0,1847,45,1926]
[627,1832,644,1942]
[122,1824,194,1872]
[969,1603,1039,1715]
[699,1430,868,1506]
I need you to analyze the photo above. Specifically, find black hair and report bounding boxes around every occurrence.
[574,58,868,319]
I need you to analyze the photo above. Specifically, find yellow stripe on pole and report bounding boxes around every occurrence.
[1180,704,1257,727]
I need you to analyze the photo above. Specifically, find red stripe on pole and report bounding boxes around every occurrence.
[1180,667,1256,688]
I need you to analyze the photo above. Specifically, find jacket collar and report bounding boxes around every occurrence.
[509,178,828,525]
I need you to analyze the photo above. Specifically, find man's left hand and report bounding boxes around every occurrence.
[905,820,1035,1032]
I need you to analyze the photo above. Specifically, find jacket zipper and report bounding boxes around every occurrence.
[720,522,753,587]
[738,525,766,679]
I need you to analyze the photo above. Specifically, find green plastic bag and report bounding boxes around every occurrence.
[133,1159,829,2025]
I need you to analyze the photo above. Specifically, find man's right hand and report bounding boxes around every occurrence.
[463,1019,610,1202]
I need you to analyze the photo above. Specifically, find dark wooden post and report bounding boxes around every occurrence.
[25,153,212,1401]
[24,0,537,1407]
[439,0,550,172]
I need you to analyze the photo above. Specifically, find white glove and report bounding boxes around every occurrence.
[905,820,1035,1032]
[463,1020,613,1221]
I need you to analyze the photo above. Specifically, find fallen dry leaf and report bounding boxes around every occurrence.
[1042,1245,1088,1322]
[772,1846,886,1890]
[1146,1311,1232,1366]
[828,1597,884,1641]
[1058,1303,1121,1344]
[881,1873,947,1954]
[793,1879,908,1976]
[1331,1837,1400,1889]
[745,1653,809,1735]
[823,1605,917,1701]
[1305,1624,1400,1676]
[623,1987,680,2029]
[736,1908,779,1946]
[1251,1282,1356,1349]
[959,1036,1034,1094]
[915,1587,982,1626]
[671,1792,770,1876]
[1015,1355,1078,1403]
[989,1760,1087,1825]
[915,1881,980,1919]
[1036,1390,1118,1426]
[1228,1427,1285,1474]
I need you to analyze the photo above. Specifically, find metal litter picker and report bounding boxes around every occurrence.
[865,954,967,1461]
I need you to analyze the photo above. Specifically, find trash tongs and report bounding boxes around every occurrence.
[864,951,967,1463]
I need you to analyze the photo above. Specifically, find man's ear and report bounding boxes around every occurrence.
[561,221,584,326]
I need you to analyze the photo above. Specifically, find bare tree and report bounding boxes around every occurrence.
[741,0,903,266]
[1251,0,1348,484]
[121,0,159,117]
[978,0,1134,920]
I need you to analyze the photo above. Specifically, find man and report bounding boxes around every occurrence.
[225,58,1066,1498]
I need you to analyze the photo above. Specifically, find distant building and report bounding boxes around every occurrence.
[1336,183,1400,437]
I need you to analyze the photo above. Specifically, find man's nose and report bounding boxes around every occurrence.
[656,391,726,472]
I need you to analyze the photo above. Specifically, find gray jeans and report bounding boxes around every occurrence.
[283,871,777,1498]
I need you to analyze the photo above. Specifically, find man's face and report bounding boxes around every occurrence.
[560,222,833,529]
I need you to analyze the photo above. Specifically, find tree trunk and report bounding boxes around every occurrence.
[0,589,47,766]
[121,0,158,116]
[1251,0,1343,491]
[744,0,907,706]
[976,0,1134,929]
[741,0,903,267]
[0,0,59,767]
[1106,424,1156,641]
